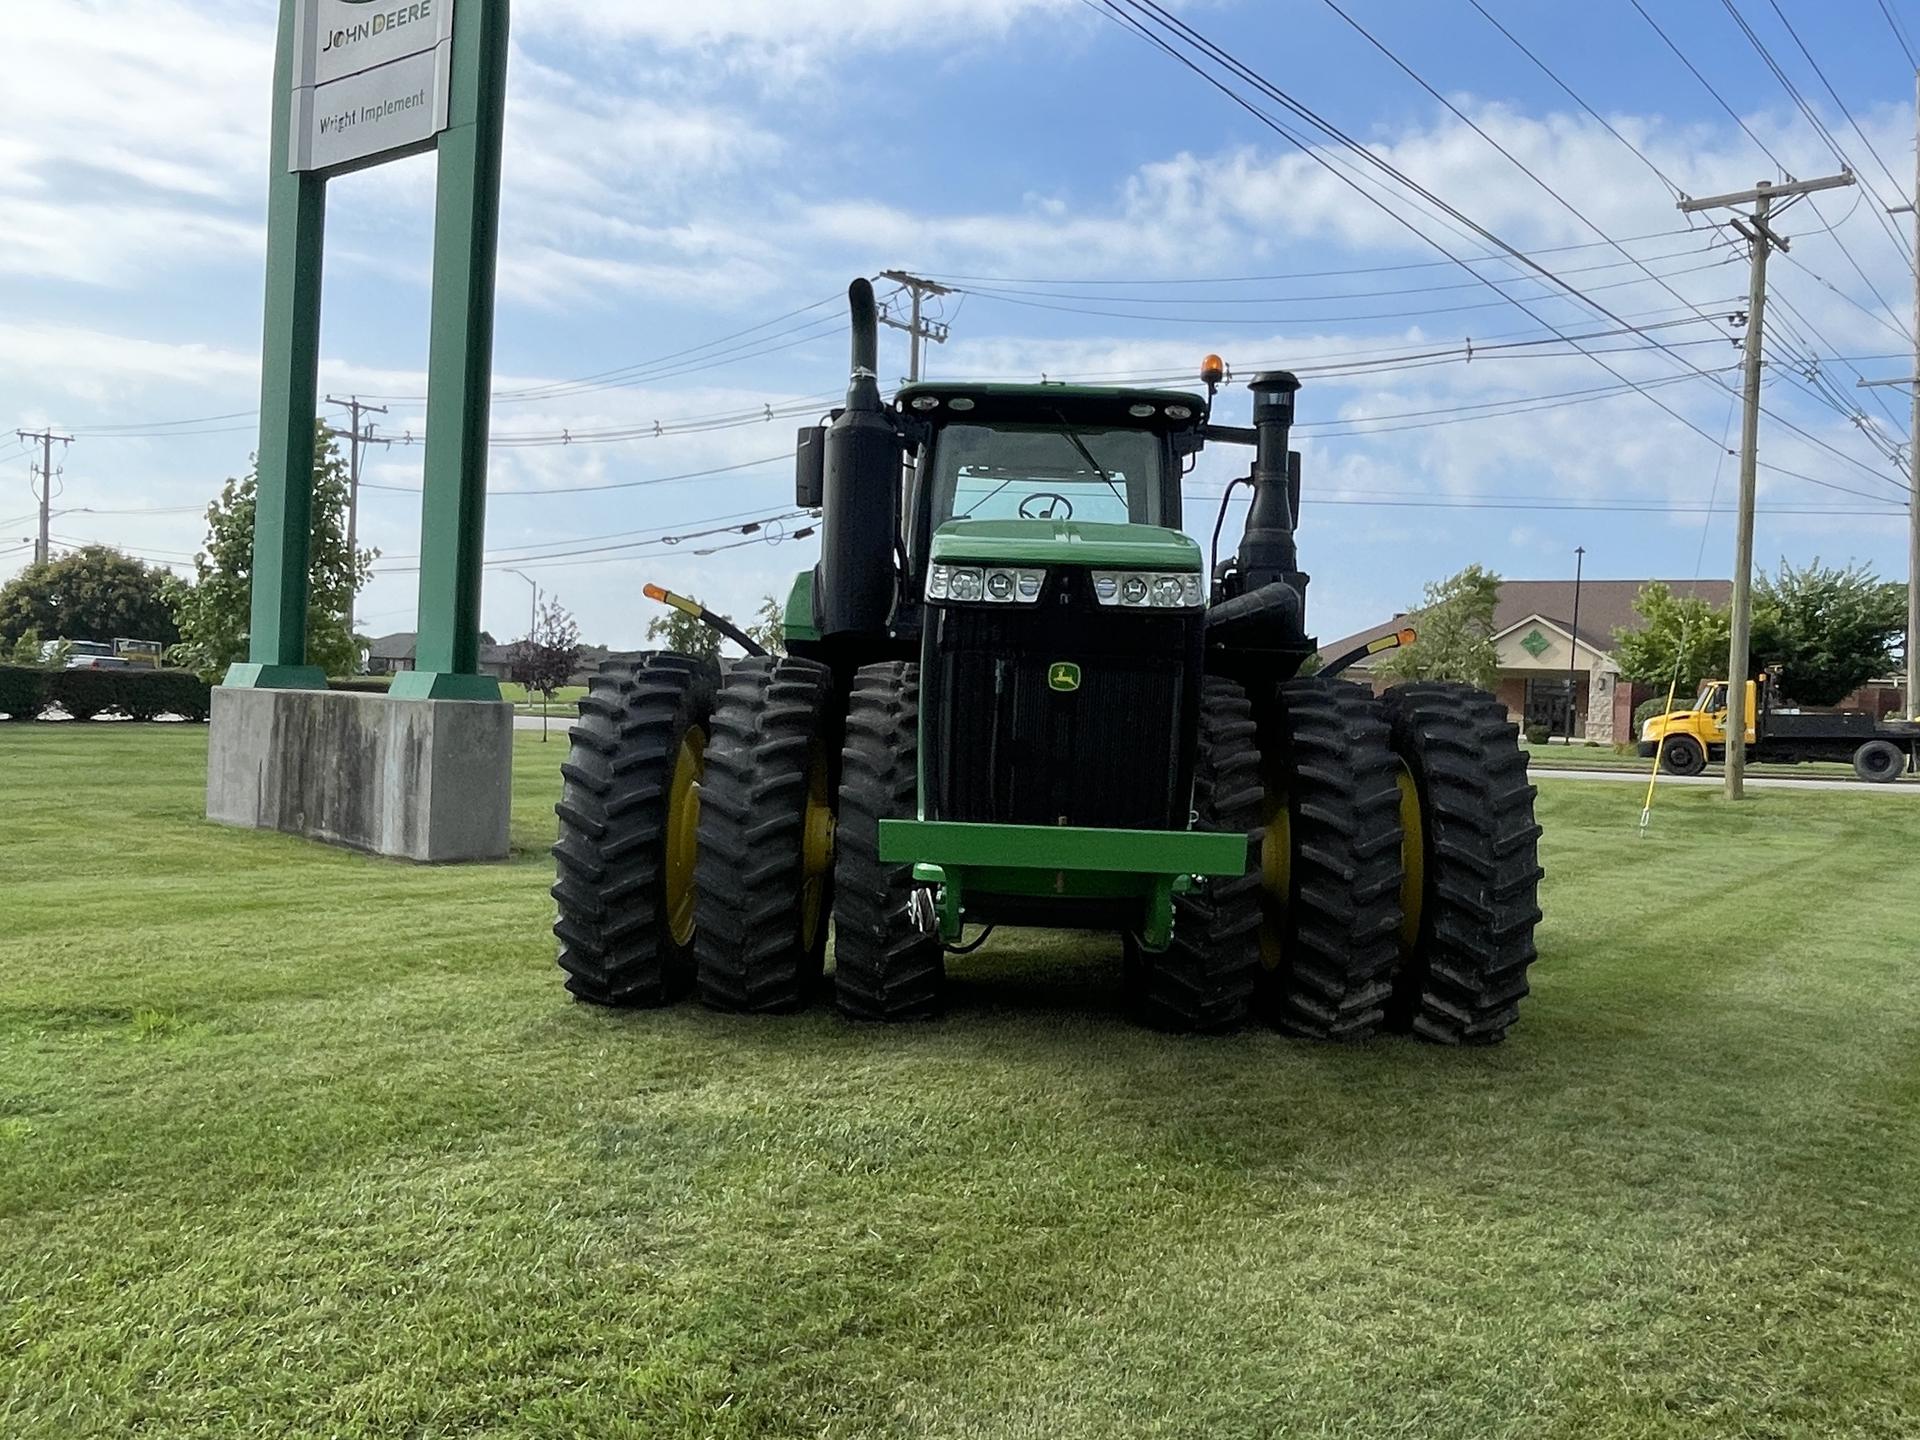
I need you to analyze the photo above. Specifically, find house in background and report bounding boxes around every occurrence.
[364,632,646,686]
[363,631,516,680]
[1321,577,1908,742]
[1319,579,1733,744]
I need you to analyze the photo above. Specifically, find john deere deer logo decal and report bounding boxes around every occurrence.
[1047,662,1082,693]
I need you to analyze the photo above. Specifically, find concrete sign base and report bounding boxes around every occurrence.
[208,688,513,863]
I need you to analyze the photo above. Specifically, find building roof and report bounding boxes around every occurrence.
[367,631,416,660]
[1318,578,1734,665]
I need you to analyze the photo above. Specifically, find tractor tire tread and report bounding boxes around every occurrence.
[550,651,716,1007]
[1382,681,1544,1046]
[1262,678,1404,1041]
[695,655,836,1013]
[833,663,946,1022]
[1127,676,1264,1033]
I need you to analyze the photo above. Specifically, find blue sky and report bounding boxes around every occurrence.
[3,0,1917,650]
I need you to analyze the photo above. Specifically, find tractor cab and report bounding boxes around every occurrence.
[897,381,1202,571]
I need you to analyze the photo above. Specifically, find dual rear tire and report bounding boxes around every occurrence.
[553,656,1543,1045]
[1125,675,1542,1045]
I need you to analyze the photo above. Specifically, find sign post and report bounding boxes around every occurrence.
[226,0,506,699]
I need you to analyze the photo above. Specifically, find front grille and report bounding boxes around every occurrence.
[922,572,1201,830]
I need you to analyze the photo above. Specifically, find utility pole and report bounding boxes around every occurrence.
[1911,74,1920,723]
[1678,169,1855,798]
[876,271,954,382]
[1870,73,1920,722]
[1565,545,1586,745]
[324,395,389,627]
[15,429,72,567]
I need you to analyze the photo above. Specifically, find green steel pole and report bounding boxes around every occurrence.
[227,0,327,691]
[393,0,511,701]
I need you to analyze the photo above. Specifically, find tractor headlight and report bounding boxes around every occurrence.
[927,564,1045,604]
[1092,570,1205,609]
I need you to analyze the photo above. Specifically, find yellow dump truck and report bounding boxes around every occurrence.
[1640,672,1917,782]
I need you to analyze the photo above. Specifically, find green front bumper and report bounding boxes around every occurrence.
[877,819,1250,949]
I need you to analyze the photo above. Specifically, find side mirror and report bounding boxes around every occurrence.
[795,425,826,507]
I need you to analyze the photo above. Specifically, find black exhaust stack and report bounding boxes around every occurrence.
[816,278,901,639]
[1234,371,1302,589]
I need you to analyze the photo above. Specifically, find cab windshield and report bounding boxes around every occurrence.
[1696,683,1728,713]
[929,422,1164,527]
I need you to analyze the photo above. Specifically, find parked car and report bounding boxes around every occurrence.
[65,655,133,670]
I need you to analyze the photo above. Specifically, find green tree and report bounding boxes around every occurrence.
[0,547,179,650]
[10,628,42,666]
[745,594,786,656]
[165,422,375,679]
[1611,581,1732,697]
[1375,564,1503,689]
[509,596,581,742]
[1750,557,1906,706]
[645,607,723,665]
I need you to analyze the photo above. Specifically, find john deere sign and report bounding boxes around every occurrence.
[226,0,509,697]
[290,0,456,173]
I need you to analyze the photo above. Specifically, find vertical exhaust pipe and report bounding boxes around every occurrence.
[817,278,900,638]
[845,277,883,412]
[1235,370,1302,589]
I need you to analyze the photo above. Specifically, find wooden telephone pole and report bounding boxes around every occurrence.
[1678,169,1855,799]
[876,271,953,382]
[1858,72,1920,726]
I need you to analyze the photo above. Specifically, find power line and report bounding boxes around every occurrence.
[1464,0,1687,203]
[359,452,789,497]
[1716,0,1916,270]
[1759,0,1912,221]
[1316,0,1911,499]
[955,258,1742,325]
[1878,0,1919,69]
[1092,0,1891,496]
[1631,0,1913,341]
[917,226,1706,286]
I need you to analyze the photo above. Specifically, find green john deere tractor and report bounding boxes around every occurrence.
[552,279,1542,1041]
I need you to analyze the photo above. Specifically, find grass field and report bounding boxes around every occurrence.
[4,727,1920,1438]
[1520,738,1913,782]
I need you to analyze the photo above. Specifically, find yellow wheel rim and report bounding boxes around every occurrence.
[799,744,835,950]
[1258,771,1290,973]
[665,727,705,947]
[1396,763,1425,956]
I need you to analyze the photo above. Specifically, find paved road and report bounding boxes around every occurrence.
[514,714,1914,794]
[1533,767,1915,794]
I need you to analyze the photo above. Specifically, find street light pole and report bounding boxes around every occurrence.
[506,568,541,738]
[1566,545,1586,745]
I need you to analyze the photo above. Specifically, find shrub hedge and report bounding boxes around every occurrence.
[1632,694,1686,733]
[328,676,395,694]
[0,665,211,722]
[0,665,46,721]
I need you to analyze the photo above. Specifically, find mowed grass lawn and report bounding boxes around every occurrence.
[4,728,1920,1438]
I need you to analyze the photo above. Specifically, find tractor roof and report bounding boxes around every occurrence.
[893,381,1207,430]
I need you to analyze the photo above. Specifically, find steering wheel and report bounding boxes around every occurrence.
[1018,492,1074,520]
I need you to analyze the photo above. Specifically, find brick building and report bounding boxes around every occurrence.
[1319,579,1731,744]
[1320,577,1908,742]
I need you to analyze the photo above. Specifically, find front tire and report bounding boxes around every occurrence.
[1255,678,1404,1041]
[1661,735,1707,777]
[694,656,838,1012]
[552,653,717,1007]
[832,663,945,1022]
[1125,676,1263,1033]
[1381,682,1543,1046]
